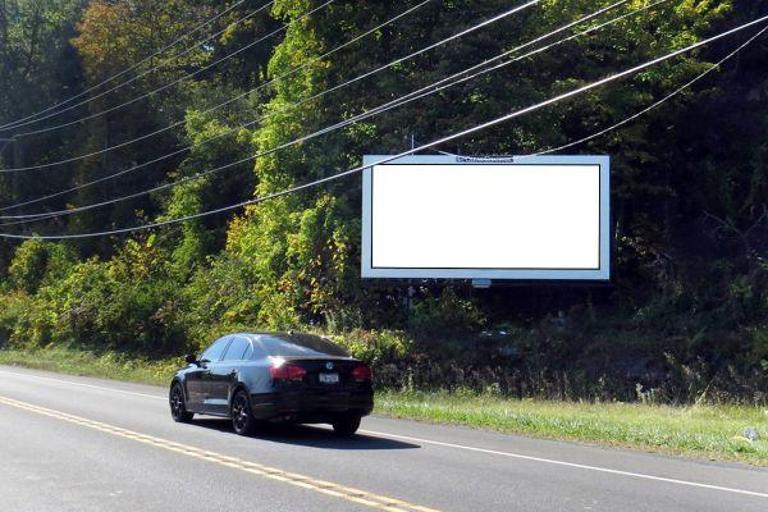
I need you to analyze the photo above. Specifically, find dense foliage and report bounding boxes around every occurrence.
[1,0,767,402]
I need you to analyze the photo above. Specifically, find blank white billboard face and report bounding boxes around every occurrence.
[361,155,610,281]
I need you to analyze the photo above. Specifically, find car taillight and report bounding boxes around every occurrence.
[351,364,372,382]
[270,363,306,382]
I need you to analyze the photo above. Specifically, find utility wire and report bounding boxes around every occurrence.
[0,0,250,131]
[521,24,768,158]
[2,12,766,239]
[0,0,528,172]
[0,0,570,216]
[5,0,336,138]
[446,20,768,162]
[0,0,563,213]
[0,0,642,222]
[0,1,275,132]
[0,0,657,223]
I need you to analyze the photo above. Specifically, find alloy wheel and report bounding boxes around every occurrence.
[171,387,184,417]
[169,383,193,423]
[232,393,251,434]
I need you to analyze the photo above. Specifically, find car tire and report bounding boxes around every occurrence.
[169,382,194,423]
[231,390,257,436]
[332,414,362,436]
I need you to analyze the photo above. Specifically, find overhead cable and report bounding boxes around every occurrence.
[0,0,660,222]
[3,12,766,239]
[0,0,645,222]
[0,0,252,131]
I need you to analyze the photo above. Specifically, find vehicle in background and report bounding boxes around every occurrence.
[169,332,374,436]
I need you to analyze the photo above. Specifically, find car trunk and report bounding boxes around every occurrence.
[280,357,362,389]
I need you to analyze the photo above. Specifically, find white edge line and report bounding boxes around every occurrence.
[358,429,768,500]
[0,368,166,401]
[1,367,766,500]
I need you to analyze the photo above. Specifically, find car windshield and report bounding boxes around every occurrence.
[258,334,349,357]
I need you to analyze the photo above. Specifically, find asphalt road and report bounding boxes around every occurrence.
[0,366,765,512]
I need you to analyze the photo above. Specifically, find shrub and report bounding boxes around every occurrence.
[410,287,486,336]
[8,240,76,294]
[330,329,413,389]
[0,291,34,347]
[6,238,189,355]
[180,253,263,348]
[333,329,411,364]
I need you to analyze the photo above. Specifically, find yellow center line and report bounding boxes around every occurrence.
[0,394,440,512]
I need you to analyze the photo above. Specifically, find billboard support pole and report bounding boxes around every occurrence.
[403,284,415,329]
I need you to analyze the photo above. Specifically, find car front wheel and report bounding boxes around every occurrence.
[170,383,194,423]
[231,390,257,436]
[332,414,362,436]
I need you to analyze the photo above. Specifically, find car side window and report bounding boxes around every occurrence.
[201,336,230,362]
[222,336,250,361]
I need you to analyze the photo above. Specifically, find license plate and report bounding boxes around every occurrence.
[319,373,339,384]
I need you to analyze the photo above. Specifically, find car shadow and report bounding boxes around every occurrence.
[192,418,420,451]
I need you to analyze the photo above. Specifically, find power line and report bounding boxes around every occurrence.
[434,22,768,162]
[0,0,251,131]
[0,0,565,215]
[5,0,336,138]
[3,12,766,240]
[521,24,768,158]
[0,0,438,172]
[0,0,622,218]
[0,0,657,223]
[0,0,642,222]
[0,0,275,132]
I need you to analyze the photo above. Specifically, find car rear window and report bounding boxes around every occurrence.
[258,334,349,357]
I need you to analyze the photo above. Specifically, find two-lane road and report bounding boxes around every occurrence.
[0,365,765,511]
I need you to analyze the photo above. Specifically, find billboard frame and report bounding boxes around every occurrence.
[361,154,611,281]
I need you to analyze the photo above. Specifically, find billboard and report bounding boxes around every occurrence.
[361,154,610,281]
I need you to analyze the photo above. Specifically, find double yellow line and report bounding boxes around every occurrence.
[0,395,440,512]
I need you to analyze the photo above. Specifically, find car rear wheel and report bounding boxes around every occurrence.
[170,383,194,423]
[231,390,257,436]
[332,414,361,436]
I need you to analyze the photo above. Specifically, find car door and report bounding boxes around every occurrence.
[189,336,231,413]
[207,336,251,415]
[184,362,207,411]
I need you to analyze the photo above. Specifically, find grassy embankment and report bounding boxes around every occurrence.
[0,346,766,466]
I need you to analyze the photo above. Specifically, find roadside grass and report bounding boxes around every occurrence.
[0,346,175,387]
[376,391,768,466]
[1,346,766,466]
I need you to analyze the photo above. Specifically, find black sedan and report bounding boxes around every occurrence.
[169,332,374,436]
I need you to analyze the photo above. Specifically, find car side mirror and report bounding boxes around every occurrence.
[185,354,197,365]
